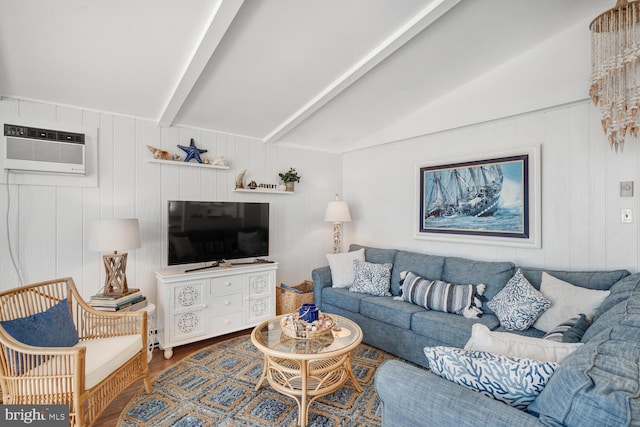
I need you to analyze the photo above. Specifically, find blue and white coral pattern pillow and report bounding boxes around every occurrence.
[349,260,392,296]
[395,271,485,318]
[424,346,558,410]
[487,268,551,330]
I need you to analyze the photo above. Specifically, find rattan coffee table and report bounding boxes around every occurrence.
[251,314,363,427]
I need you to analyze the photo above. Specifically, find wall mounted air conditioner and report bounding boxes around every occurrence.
[3,123,86,175]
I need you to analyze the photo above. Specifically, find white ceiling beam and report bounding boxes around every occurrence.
[158,0,244,127]
[263,0,461,144]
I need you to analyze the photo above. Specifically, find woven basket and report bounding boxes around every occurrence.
[280,312,334,339]
[276,280,314,315]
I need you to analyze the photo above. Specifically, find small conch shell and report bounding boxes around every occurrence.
[147,145,171,160]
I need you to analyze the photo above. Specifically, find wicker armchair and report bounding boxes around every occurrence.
[0,277,152,426]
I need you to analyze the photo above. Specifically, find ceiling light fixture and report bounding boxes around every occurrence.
[590,0,640,152]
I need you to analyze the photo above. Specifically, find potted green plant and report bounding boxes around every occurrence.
[279,168,301,192]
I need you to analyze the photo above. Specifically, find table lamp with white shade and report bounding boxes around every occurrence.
[324,194,351,253]
[88,218,141,296]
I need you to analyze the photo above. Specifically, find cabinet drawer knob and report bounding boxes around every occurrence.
[224,319,230,324]
[225,300,230,305]
[225,282,231,286]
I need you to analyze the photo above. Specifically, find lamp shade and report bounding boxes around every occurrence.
[324,200,351,223]
[88,218,141,252]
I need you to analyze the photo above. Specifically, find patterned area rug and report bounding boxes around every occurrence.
[118,335,397,426]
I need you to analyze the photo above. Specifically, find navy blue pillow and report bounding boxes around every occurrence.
[1,298,79,349]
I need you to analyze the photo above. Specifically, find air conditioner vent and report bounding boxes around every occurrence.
[3,123,86,174]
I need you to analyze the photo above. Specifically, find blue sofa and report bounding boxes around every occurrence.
[311,244,640,426]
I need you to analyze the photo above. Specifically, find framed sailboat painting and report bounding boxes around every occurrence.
[416,146,541,248]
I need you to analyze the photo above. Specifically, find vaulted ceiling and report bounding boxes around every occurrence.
[0,0,607,153]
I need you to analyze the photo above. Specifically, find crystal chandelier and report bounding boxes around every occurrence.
[590,0,640,152]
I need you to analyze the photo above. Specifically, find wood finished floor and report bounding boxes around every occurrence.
[95,329,251,427]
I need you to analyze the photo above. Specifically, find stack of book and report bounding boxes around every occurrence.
[89,289,147,312]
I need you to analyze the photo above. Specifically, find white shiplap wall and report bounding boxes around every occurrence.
[0,97,342,303]
[343,100,640,273]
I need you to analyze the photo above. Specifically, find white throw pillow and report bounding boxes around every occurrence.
[326,248,365,288]
[532,272,610,333]
[464,323,582,363]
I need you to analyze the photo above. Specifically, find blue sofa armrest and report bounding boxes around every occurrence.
[375,360,543,427]
[311,266,332,308]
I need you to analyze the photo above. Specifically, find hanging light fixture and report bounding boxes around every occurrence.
[590,0,640,152]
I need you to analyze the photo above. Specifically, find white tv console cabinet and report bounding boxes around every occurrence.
[155,262,278,359]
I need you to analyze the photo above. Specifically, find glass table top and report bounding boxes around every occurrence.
[253,314,362,355]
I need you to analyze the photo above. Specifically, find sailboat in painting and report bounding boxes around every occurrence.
[426,165,504,219]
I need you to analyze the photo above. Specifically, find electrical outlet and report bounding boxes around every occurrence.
[621,209,633,223]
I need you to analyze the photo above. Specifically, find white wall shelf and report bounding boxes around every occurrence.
[233,189,294,195]
[147,158,230,170]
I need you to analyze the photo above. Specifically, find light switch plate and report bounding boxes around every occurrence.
[622,209,633,223]
[621,181,634,197]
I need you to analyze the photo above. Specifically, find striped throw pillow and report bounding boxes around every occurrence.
[395,271,485,318]
[543,314,591,343]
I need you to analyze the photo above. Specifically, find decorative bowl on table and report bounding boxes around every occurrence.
[280,312,335,339]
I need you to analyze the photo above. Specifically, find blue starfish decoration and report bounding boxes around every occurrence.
[178,138,208,163]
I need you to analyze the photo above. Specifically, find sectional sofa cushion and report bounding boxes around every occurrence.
[360,296,425,330]
[592,273,640,321]
[321,288,367,313]
[349,244,397,265]
[529,297,640,426]
[391,250,446,296]
[533,272,610,332]
[465,324,582,363]
[519,267,629,291]
[442,257,515,315]
[411,310,500,348]
[424,346,558,410]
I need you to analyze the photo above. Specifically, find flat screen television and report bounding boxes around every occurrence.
[168,201,269,266]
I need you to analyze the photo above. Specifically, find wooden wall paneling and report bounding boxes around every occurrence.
[215,132,230,200]
[296,149,330,279]
[12,101,57,285]
[542,108,571,269]
[0,182,21,287]
[275,146,297,285]
[604,134,638,271]
[19,185,57,284]
[177,128,202,201]
[135,119,162,301]
[56,105,83,125]
[248,138,267,195]
[512,112,546,268]
[234,136,250,200]
[587,104,608,270]
[99,114,115,218]
[567,104,591,270]
[17,100,56,122]
[0,96,21,285]
[113,116,136,217]
[200,130,219,201]
[160,127,181,268]
[55,187,84,286]
[0,97,19,118]
[81,110,102,299]
[112,116,138,291]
